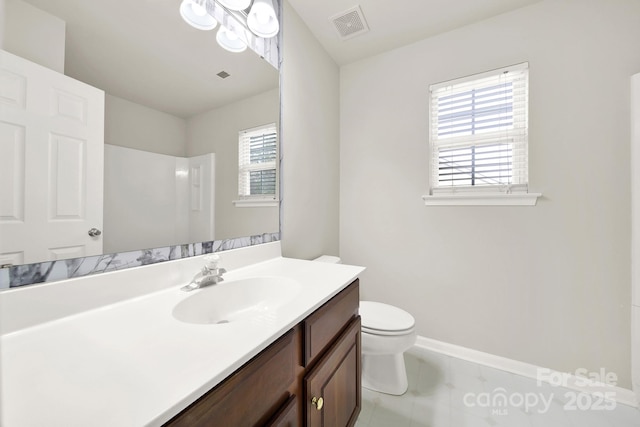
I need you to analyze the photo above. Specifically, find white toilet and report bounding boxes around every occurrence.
[313,255,417,396]
[359,301,416,395]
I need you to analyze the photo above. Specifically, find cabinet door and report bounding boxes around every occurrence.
[305,317,361,427]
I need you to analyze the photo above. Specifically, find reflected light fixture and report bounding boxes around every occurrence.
[247,0,279,38]
[180,0,217,30]
[179,0,280,54]
[216,26,248,53]
[218,0,252,12]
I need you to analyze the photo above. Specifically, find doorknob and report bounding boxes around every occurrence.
[88,228,102,237]
[311,396,324,411]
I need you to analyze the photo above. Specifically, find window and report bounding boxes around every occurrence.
[235,123,279,207]
[425,63,539,206]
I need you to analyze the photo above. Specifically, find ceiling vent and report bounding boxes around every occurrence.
[330,5,369,40]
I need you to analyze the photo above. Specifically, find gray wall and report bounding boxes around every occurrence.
[340,0,640,388]
[105,94,187,157]
[4,0,65,73]
[0,0,6,49]
[633,73,640,402]
[187,88,280,240]
[280,1,340,260]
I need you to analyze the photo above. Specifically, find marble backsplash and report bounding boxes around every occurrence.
[0,233,279,290]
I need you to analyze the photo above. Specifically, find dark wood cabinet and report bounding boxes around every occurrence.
[163,280,360,427]
[304,317,361,427]
[265,395,298,427]
[164,330,295,427]
[304,280,359,367]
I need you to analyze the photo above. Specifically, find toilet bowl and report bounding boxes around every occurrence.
[360,301,416,395]
[312,255,417,396]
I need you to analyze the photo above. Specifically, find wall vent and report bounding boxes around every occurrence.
[329,5,369,40]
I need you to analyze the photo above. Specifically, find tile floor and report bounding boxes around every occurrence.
[355,347,640,427]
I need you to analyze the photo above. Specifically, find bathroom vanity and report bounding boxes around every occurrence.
[0,243,365,427]
[165,279,361,427]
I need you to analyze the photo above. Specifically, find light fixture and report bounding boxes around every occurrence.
[178,0,280,59]
[216,26,248,53]
[247,0,279,38]
[180,0,217,31]
[217,0,252,11]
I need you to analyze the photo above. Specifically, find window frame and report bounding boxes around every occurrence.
[233,123,280,208]
[423,62,541,206]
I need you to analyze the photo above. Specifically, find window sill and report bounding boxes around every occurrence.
[422,192,542,206]
[233,199,280,208]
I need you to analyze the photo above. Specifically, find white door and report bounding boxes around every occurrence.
[0,49,104,265]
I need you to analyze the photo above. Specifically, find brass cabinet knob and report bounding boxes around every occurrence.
[311,396,324,411]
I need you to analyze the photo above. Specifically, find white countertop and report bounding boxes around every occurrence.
[0,254,364,427]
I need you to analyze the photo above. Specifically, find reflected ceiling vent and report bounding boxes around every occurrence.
[216,71,231,79]
[330,5,369,40]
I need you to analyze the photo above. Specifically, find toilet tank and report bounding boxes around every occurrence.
[313,255,341,264]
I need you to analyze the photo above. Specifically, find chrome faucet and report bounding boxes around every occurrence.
[181,254,227,292]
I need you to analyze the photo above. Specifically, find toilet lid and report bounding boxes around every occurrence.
[359,301,415,333]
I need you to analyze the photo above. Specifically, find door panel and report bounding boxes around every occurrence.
[0,68,26,108]
[49,245,85,260]
[48,133,85,219]
[0,121,25,221]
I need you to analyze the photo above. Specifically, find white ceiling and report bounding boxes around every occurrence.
[17,0,543,118]
[287,0,542,65]
[21,0,279,118]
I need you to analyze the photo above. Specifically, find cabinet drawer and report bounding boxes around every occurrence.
[304,279,359,367]
[265,394,298,427]
[164,329,295,427]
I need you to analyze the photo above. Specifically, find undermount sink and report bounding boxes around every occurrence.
[172,276,302,325]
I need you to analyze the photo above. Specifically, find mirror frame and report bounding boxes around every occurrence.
[0,0,283,290]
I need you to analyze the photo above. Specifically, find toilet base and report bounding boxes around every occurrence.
[362,353,409,395]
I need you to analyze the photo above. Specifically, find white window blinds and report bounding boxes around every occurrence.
[429,63,529,193]
[238,123,278,199]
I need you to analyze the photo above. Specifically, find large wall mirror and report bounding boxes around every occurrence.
[0,0,280,287]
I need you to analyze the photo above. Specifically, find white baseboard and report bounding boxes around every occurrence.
[413,335,639,408]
